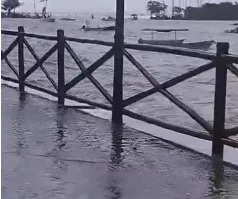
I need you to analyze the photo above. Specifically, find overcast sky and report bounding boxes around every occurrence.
[19,0,236,13]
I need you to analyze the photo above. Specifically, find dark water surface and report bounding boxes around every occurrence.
[2,85,238,199]
[1,18,238,137]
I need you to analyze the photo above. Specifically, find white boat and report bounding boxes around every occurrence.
[101,16,115,21]
[138,38,184,46]
[41,17,55,22]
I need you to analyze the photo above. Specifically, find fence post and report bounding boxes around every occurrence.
[112,0,125,124]
[57,29,65,105]
[18,26,25,92]
[212,42,229,158]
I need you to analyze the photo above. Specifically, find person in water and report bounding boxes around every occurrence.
[81,25,86,30]
[81,20,90,30]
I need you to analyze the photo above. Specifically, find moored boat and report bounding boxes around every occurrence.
[130,14,138,20]
[101,16,116,21]
[225,27,238,34]
[177,40,215,50]
[41,17,55,22]
[59,17,75,21]
[138,38,184,46]
[82,26,115,31]
[40,1,55,22]
[139,28,215,50]
[138,38,214,50]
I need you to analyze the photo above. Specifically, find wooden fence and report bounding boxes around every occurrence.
[1,26,238,159]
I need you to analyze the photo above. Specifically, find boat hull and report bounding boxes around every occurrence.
[177,41,215,50]
[101,18,115,22]
[59,18,75,21]
[41,17,55,22]
[138,38,184,46]
[225,28,238,34]
[83,26,115,31]
[138,38,214,50]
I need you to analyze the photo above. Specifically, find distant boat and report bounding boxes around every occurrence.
[130,14,138,20]
[141,28,189,32]
[139,38,214,50]
[59,17,75,21]
[101,16,115,21]
[138,38,184,46]
[41,17,55,22]
[40,2,55,22]
[150,15,170,20]
[225,27,238,34]
[178,40,215,50]
[140,28,188,45]
[139,28,215,50]
[82,26,115,31]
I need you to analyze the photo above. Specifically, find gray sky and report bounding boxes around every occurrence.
[19,0,236,13]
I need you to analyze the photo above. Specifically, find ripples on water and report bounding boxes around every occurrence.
[1,17,238,137]
[2,86,238,199]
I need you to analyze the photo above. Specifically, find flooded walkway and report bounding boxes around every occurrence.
[2,85,238,199]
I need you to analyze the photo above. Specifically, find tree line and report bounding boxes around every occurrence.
[2,0,48,17]
[185,2,238,20]
[2,0,23,16]
[146,1,238,20]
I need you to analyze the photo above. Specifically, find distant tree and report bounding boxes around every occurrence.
[2,0,23,16]
[146,1,167,18]
[173,6,185,16]
[185,2,238,20]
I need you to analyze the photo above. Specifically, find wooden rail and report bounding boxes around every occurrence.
[1,26,238,159]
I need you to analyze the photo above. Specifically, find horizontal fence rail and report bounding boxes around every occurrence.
[1,27,238,158]
[2,28,238,64]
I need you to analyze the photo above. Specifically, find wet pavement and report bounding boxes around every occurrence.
[2,85,238,199]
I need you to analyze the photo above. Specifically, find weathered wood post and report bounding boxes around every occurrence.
[18,26,25,92]
[212,42,229,158]
[112,0,125,123]
[57,29,65,105]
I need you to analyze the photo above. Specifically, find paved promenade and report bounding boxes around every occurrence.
[2,85,238,199]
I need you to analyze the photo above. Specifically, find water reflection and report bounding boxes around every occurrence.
[209,156,225,199]
[46,106,69,179]
[105,124,124,199]
[14,93,28,155]
[55,106,68,151]
[18,92,27,108]
[55,128,67,150]
[109,124,124,169]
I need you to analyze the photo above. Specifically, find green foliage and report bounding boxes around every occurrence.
[2,0,23,15]
[146,1,167,16]
[173,6,185,15]
[185,2,238,20]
